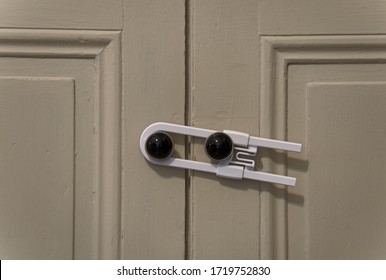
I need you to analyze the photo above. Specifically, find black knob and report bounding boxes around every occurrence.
[205,132,233,161]
[145,132,174,160]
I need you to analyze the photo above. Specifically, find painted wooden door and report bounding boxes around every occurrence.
[0,1,123,259]
[0,0,185,260]
[186,0,386,260]
[1,0,386,260]
[259,0,386,260]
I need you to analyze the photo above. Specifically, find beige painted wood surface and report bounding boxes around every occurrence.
[2,0,386,260]
[121,0,186,259]
[0,78,74,259]
[260,34,386,259]
[187,0,260,259]
[260,0,386,35]
[287,62,386,259]
[0,29,121,259]
[0,0,122,30]
[188,0,386,259]
[303,82,386,259]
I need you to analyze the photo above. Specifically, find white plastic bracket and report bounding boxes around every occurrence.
[140,122,302,186]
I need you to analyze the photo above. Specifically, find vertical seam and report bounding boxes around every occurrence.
[184,0,191,260]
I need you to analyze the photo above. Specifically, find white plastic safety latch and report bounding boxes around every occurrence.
[140,122,302,186]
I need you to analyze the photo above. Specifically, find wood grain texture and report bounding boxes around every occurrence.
[0,78,74,259]
[260,0,386,35]
[188,0,260,259]
[0,29,121,259]
[121,0,186,259]
[0,0,122,30]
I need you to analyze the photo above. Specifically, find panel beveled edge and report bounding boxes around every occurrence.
[94,30,122,260]
[260,35,386,259]
[0,29,120,58]
[0,29,122,259]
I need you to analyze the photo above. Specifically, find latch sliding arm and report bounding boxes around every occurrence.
[140,122,302,186]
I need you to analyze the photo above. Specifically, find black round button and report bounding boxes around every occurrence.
[145,132,174,160]
[205,132,233,161]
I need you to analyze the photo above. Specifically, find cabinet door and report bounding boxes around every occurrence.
[0,1,122,259]
[259,0,386,259]
[3,0,386,260]
[188,0,386,259]
[0,0,186,260]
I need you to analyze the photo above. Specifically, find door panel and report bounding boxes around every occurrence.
[0,78,74,259]
[303,82,386,259]
[0,30,121,259]
[288,65,386,259]
[261,35,386,259]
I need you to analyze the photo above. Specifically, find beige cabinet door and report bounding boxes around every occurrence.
[2,0,386,260]
[0,1,123,259]
[0,0,185,259]
[259,0,386,260]
[188,0,386,259]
